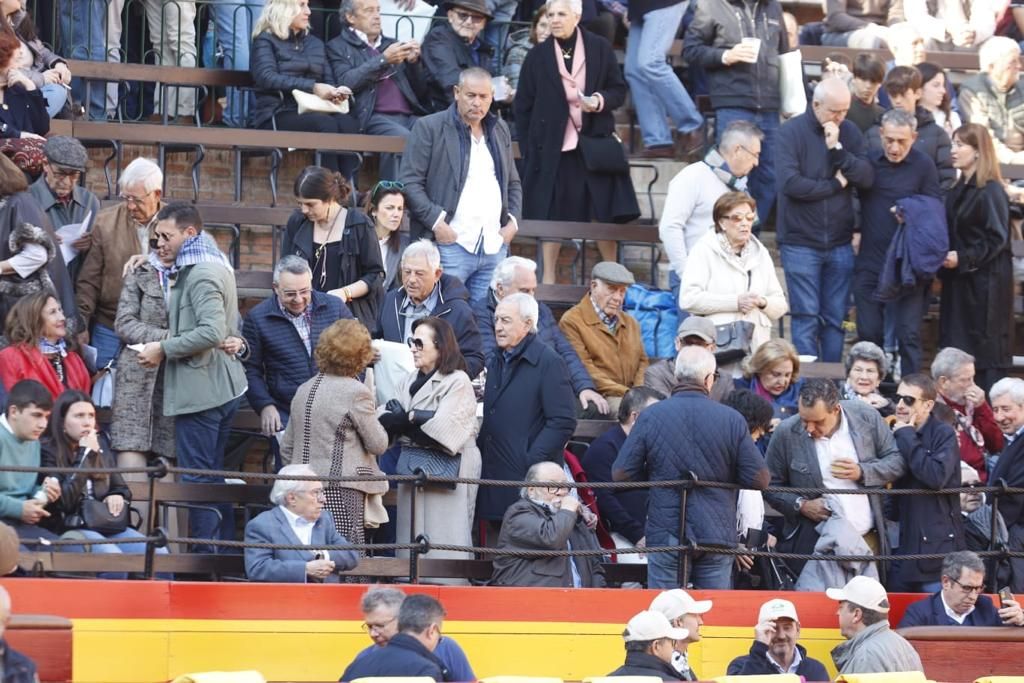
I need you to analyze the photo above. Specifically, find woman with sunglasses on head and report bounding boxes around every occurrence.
[366,180,408,292]
[0,291,89,399]
[378,316,480,583]
[281,166,386,329]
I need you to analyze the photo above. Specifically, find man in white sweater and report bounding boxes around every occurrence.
[659,120,763,310]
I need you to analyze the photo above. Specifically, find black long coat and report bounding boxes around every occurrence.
[939,176,1013,372]
[513,29,639,223]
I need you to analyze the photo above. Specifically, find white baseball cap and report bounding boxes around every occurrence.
[758,598,800,624]
[649,589,713,620]
[825,575,891,614]
[623,610,690,642]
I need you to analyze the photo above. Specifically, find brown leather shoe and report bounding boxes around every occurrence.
[635,145,675,159]
[676,126,707,161]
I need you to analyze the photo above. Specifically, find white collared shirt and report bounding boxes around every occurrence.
[280,505,315,545]
[0,415,13,436]
[351,26,383,49]
[813,408,873,535]
[449,132,503,255]
[940,591,974,624]
[767,647,803,674]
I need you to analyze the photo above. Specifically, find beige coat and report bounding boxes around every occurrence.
[391,370,481,575]
[281,373,389,496]
[559,295,649,398]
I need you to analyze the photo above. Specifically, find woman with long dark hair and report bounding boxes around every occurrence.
[365,180,408,292]
[941,123,1013,390]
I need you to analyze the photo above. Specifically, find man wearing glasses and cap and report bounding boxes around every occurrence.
[644,315,734,401]
[648,588,712,680]
[607,610,689,680]
[828,575,923,675]
[421,0,498,110]
[727,598,829,678]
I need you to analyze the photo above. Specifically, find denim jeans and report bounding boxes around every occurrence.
[176,396,241,553]
[624,1,703,148]
[646,532,735,589]
[58,0,107,120]
[853,270,929,375]
[210,0,264,126]
[716,108,779,224]
[438,242,507,304]
[779,243,854,362]
[10,521,59,550]
[90,322,122,370]
[64,528,171,580]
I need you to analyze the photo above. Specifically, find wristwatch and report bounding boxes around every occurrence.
[833,142,843,151]
[794,496,806,512]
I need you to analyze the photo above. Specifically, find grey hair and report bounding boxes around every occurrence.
[459,67,493,87]
[546,0,582,14]
[269,464,318,505]
[942,550,985,580]
[398,594,446,634]
[980,36,1021,72]
[501,292,539,332]
[401,238,441,271]
[520,461,564,498]
[674,345,716,383]
[272,254,312,284]
[720,120,765,152]
[340,0,357,18]
[880,107,918,132]
[931,347,975,381]
[361,587,406,614]
[491,256,537,292]
[845,340,889,377]
[991,377,1024,406]
[119,157,162,194]
[812,76,850,104]
[799,377,842,410]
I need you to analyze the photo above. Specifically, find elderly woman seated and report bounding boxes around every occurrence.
[244,464,359,583]
[735,338,803,423]
[840,341,894,417]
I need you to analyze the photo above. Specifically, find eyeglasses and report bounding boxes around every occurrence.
[894,394,919,407]
[724,213,756,223]
[704,370,721,383]
[738,144,760,160]
[546,484,570,494]
[361,616,397,633]
[452,9,486,24]
[120,190,155,206]
[148,231,176,250]
[949,576,985,593]
[50,168,81,180]
[304,487,326,502]
[278,287,312,300]
[371,180,405,203]
[407,337,436,350]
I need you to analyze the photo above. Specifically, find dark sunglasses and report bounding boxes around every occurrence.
[371,180,405,203]
[894,394,918,407]
[406,337,437,351]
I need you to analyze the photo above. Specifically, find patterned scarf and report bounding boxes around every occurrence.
[38,338,67,357]
[702,147,748,192]
[147,233,231,302]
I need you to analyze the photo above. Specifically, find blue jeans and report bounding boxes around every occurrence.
[438,242,507,304]
[624,2,703,148]
[58,0,108,120]
[41,84,68,118]
[779,244,854,362]
[65,528,171,580]
[668,270,690,323]
[646,532,735,589]
[176,396,241,553]
[209,0,264,127]
[716,108,779,224]
[91,322,122,370]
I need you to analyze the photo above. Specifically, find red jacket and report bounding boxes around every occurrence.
[0,344,90,399]
[941,394,1004,483]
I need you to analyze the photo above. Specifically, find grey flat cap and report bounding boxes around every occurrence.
[676,316,716,343]
[591,261,635,285]
[44,136,88,172]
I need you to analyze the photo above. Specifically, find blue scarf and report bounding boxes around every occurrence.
[38,338,67,357]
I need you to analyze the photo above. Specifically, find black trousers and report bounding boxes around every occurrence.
[853,268,930,376]
[263,111,361,178]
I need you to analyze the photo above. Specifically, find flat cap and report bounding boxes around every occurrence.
[677,316,717,343]
[44,136,88,172]
[591,261,635,285]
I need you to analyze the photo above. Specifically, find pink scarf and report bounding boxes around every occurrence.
[554,30,587,152]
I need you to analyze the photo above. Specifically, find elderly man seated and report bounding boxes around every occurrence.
[559,262,649,413]
[606,610,689,680]
[420,0,497,110]
[244,464,359,583]
[960,37,1024,164]
[490,461,606,588]
[899,550,1024,627]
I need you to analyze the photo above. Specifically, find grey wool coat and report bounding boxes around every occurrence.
[392,369,481,569]
[111,264,175,458]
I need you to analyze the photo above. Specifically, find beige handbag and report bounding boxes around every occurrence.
[364,493,388,528]
[292,89,351,115]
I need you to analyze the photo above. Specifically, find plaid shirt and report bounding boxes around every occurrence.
[590,295,618,334]
[278,298,312,355]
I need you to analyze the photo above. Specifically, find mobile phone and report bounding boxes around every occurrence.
[999,587,1014,604]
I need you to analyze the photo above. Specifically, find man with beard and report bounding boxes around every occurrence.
[727,598,829,678]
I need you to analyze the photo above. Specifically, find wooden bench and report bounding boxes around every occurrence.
[5,614,73,683]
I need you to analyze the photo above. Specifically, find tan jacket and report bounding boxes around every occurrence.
[76,202,162,329]
[559,295,648,398]
[281,374,389,496]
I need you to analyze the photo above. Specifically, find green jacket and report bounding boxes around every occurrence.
[161,262,247,416]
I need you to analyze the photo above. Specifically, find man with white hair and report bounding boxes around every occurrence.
[992,377,1024,442]
[613,345,769,589]
[659,120,763,308]
[491,461,604,586]
[476,293,577,526]
[473,255,608,416]
[0,585,39,681]
[991,377,1024,590]
[76,157,165,368]
[960,37,1024,164]
[375,238,484,378]
[727,598,830,678]
[244,463,359,583]
[827,575,923,674]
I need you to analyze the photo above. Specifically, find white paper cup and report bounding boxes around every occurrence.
[493,75,510,101]
[741,36,761,62]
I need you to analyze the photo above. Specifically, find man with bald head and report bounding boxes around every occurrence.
[776,76,873,362]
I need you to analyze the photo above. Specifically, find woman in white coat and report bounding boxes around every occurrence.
[679,191,788,352]
[377,316,481,582]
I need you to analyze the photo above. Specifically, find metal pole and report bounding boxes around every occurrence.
[989,479,1005,593]
[676,473,693,587]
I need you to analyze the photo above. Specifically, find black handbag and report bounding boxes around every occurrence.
[395,444,460,490]
[714,320,755,364]
[65,481,131,535]
[578,133,630,174]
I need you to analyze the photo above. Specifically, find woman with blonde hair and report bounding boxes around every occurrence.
[279,318,388,548]
[735,338,802,421]
[941,123,1012,391]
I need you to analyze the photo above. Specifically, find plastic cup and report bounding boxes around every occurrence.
[741,37,761,62]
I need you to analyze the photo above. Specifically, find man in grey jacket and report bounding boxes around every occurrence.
[827,575,924,674]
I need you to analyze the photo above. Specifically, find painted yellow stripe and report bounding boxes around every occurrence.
[69,619,846,683]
